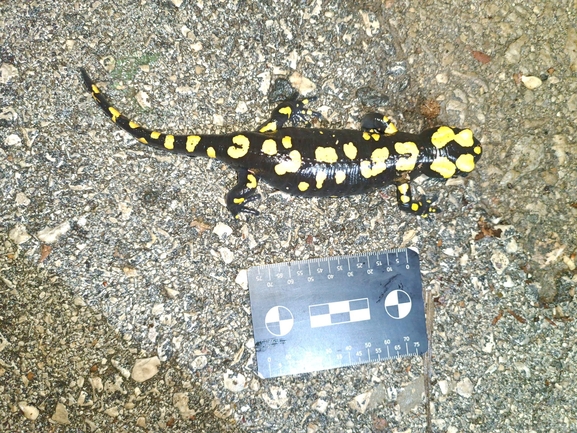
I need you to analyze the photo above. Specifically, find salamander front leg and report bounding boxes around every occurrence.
[256,95,322,133]
[361,113,398,135]
[226,169,261,218]
[395,181,440,218]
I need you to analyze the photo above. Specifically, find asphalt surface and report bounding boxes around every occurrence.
[1,0,576,432]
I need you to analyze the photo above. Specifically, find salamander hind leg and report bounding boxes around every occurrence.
[257,95,322,133]
[395,181,440,218]
[361,113,398,135]
[226,169,261,218]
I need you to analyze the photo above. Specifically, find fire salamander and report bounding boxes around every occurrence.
[81,68,482,218]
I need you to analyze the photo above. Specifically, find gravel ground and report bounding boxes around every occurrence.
[1,0,576,432]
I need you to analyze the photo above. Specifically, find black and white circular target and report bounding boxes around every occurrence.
[384,289,412,319]
[264,306,294,336]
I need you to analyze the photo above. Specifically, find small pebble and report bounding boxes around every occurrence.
[262,386,289,409]
[135,91,151,109]
[223,370,246,392]
[36,221,71,244]
[289,71,316,95]
[9,224,31,245]
[51,403,70,425]
[311,398,328,413]
[348,391,371,414]
[521,75,542,90]
[213,222,233,238]
[18,402,39,420]
[104,406,119,417]
[455,377,474,398]
[4,134,21,147]
[131,356,160,382]
[491,251,509,275]
[219,247,234,264]
[191,356,207,370]
[0,63,19,83]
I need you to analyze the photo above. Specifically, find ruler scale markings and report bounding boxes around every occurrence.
[248,248,427,378]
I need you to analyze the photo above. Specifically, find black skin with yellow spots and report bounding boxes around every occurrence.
[81,69,482,218]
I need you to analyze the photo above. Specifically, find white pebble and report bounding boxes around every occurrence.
[262,386,289,409]
[135,91,151,109]
[348,391,371,414]
[15,193,30,206]
[18,402,39,420]
[438,380,449,395]
[521,75,542,90]
[4,134,21,146]
[51,403,70,425]
[455,377,474,398]
[219,247,234,264]
[131,356,160,382]
[289,71,316,95]
[435,73,449,84]
[9,224,31,245]
[191,355,207,370]
[235,269,248,290]
[104,406,120,417]
[490,250,509,275]
[223,370,246,392]
[0,63,19,84]
[37,221,71,244]
[311,398,328,413]
[213,222,233,238]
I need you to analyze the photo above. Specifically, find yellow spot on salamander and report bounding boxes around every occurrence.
[359,147,391,178]
[150,131,161,140]
[164,135,175,150]
[259,121,277,133]
[371,133,380,141]
[91,84,100,94]
[335,170,346,184]
[261,139,277,156]
[360,160,372,178]
[411,203,420,212]
[246,174,258,189]
[430,156,456,178]
[455,154,476,172]
[454,129,474,147]
[431,126,454,149]
[431,126,475,149]
[282,136,292,149]
[207,147,216,158]
[384,118,398,135]
[315,147,339,164]
[275,150,302,175]
[186,135,201,153]
[474,145,482,155]
[397,183,410,203]
[138,137,148,144]
[369,147,390,176]
[109,107,121,122]
[343,142,358,160]
[362,132,371,141]
[394,141,419,172]
[228,135,250,159]
[129,120,140,129]
[298,181,309,191]
[233,197,245,204]
[279,106,292,117]
[315,172,327,189]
